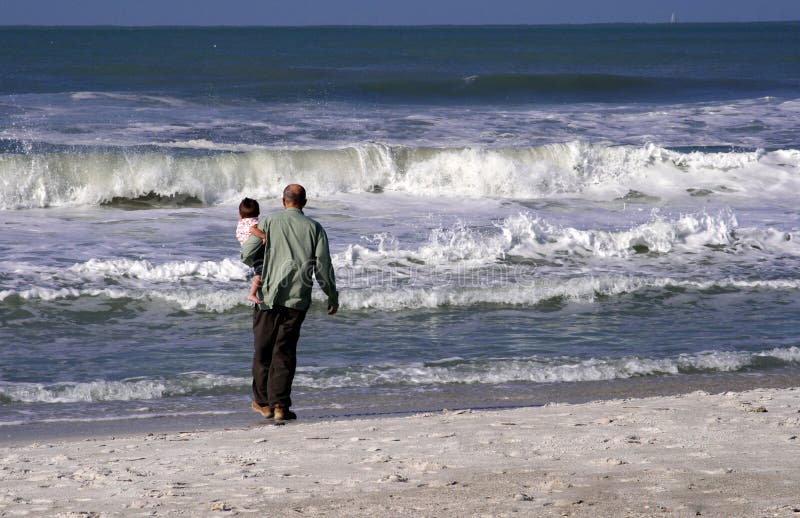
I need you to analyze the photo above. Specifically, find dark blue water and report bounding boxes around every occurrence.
[2,24,798,102]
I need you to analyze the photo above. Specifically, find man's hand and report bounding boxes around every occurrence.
[327,304,338,315]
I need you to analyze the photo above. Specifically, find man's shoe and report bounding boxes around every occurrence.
[273,406,296,422]
[251,401,273,419]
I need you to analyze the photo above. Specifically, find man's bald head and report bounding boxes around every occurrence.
[283,184,307,208]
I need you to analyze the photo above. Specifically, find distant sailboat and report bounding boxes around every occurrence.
[670,12,678,24]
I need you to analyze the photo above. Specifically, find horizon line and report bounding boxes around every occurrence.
[1,20,799,29]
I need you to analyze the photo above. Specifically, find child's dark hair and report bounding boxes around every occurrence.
[239,198,260,218]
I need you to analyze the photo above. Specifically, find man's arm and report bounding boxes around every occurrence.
[313,225,339,314]
[241,218,268,267]
[250,225,266,244]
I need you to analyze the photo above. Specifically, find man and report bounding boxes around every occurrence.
[241,184,338,422]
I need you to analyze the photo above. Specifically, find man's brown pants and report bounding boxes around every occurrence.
[252,305,307,409]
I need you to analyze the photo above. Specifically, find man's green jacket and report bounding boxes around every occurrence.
[241,207,338,311]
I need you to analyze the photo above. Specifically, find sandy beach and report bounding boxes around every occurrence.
[2,387,798,517]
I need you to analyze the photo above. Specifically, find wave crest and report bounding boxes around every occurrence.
[0,373,245,404]
[294,346,800,388]
[337,210,796,269]
[68,258,249,282]
[3,275,800,313]
[3,347,798,403]
[1,142,797,209]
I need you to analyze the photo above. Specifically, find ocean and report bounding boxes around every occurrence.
[1,24,799,438]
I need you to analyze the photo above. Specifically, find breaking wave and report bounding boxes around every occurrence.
[0,209,797,312]
[2,142,799,208]
[67,258,249,283]
[2,347,799,403]
[2,275,800,313]
[295,347,800,388]
[0,373,245,404]
[338,210,797,268]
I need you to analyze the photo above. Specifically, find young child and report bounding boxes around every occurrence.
[237,198,267,304]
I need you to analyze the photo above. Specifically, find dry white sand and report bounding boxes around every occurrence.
[2,387,800,517]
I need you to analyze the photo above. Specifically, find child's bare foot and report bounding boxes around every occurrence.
[247,294,263,304]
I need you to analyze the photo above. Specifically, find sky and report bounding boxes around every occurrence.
[1,0,799,26]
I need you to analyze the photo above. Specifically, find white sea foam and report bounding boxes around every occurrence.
[2,347,797,403]
[2,142,799,209]
[498,210,741,258]
[5,209,780,295]
[0,211,795,312]
[0,285,245,313]
[338,276,637,310]
[294,347,800,388]
[0,373,246,404]
[341,277,800,311]
[3,275,799,313]
[0,210,796,313]
[760,346,800,362]
[0,205,794,318]
[335,210,797,272]
[68,258,249,282]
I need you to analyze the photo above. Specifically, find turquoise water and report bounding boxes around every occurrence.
[1,24,799,433]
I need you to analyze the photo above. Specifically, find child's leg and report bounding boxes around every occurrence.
[247,275,263,304]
